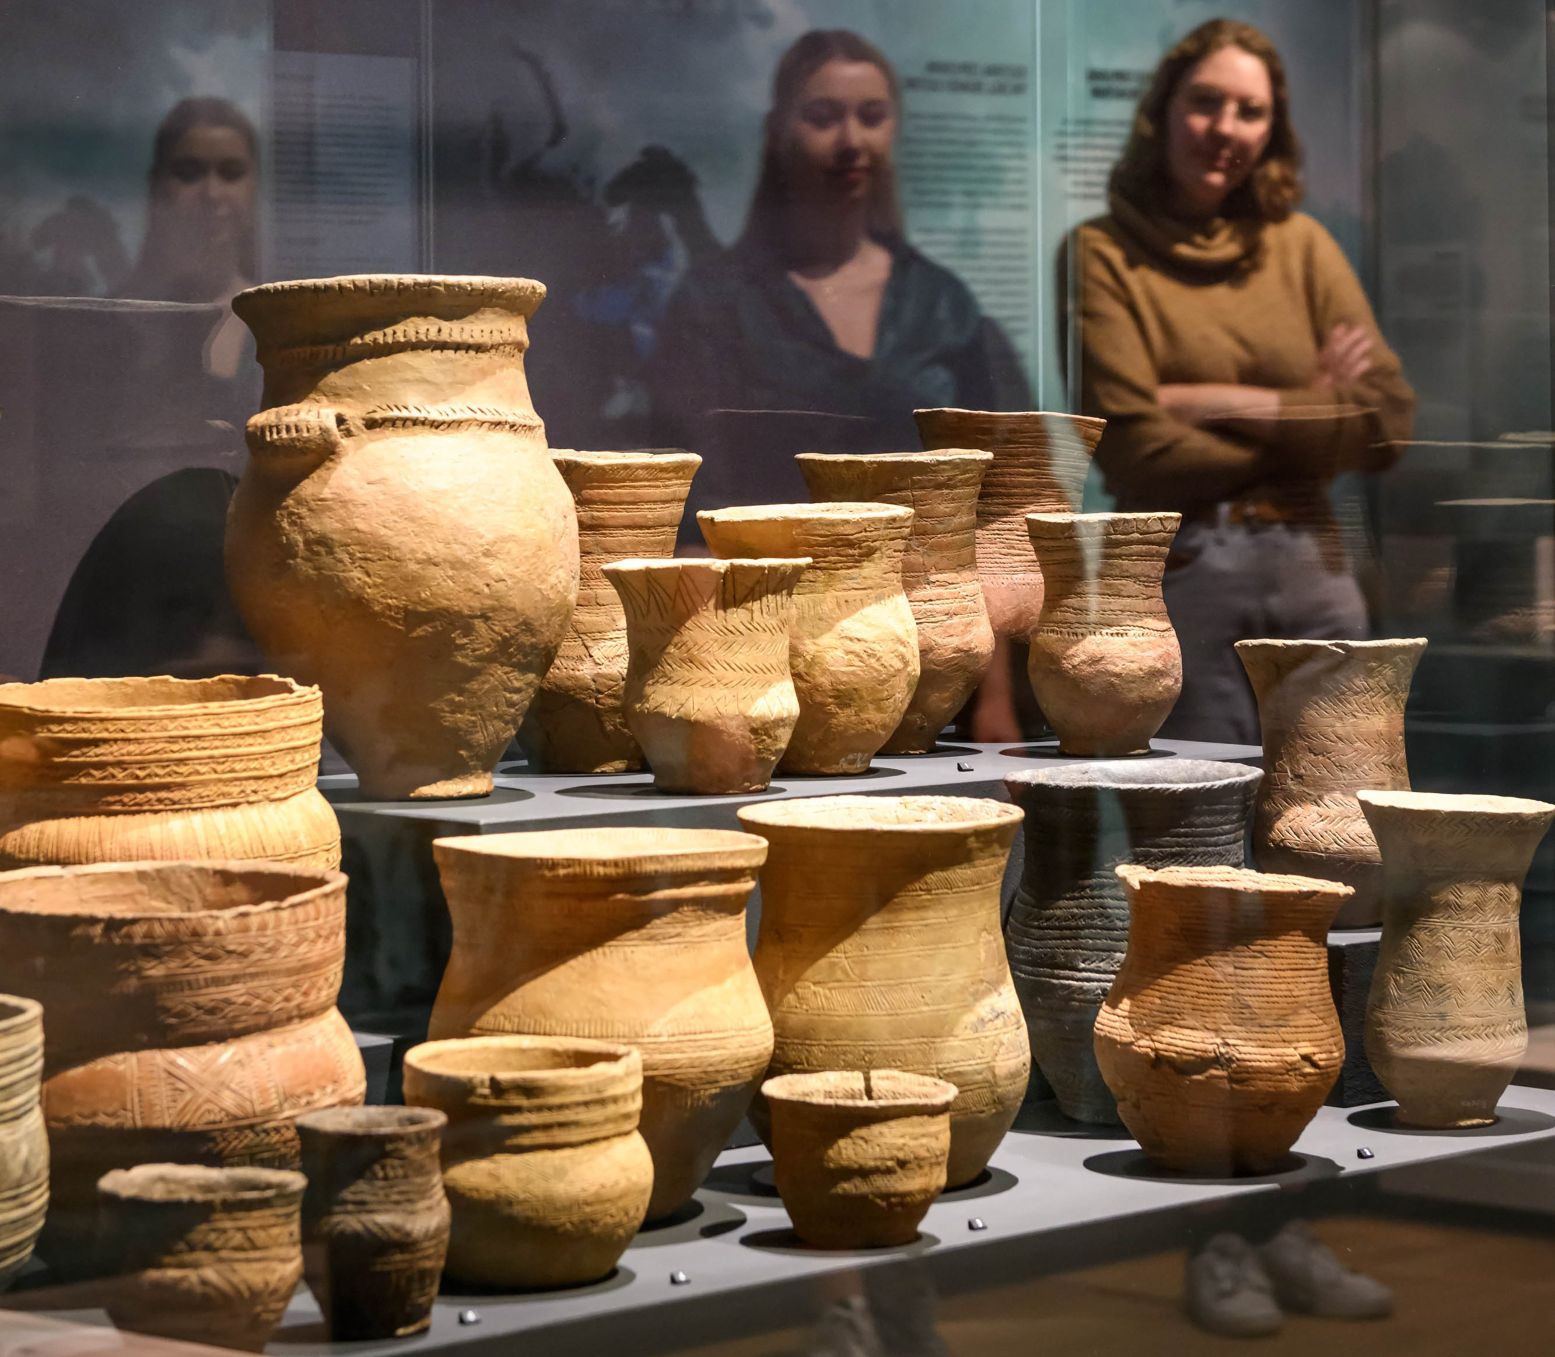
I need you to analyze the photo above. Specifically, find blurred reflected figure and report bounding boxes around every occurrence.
[41,96,263,682]
[1071,20,1415,743]
[652,30,1028,489]
[119,96,258,305]
[119,96,258,383]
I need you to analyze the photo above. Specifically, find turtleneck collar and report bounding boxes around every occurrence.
[1108,189,1262,275]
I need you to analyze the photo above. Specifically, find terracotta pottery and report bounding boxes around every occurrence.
[0,995,47,1288]
[98,1163,306,1352]
[401,1035,652,1289]
[699,502,919,774]
[603,557,807,794]
[798,451,994,753]
[1236,638,1427,927]
[1024,512,1182,756]
[429,827,772,1221]
[0,674,339,871]
[520,450,702,773]
[1004,761,1261,1124]
[1095,864,1352,1175]
[297,1106,450,1340]
[0,861,364,1268]
[914,408,1105,638]
[1360,790,1555,1128]
[227,274,579,800]
[763,1069,955,1249]
[742,795,1028,1186]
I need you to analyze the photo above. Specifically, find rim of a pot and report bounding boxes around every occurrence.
[740,794,1021,836]
[0,993,42,1036]
[914,406,1108,432]
[601,555,812,575]
[402,1034,640,1093]
[296,1105,447,1139]
[1357,789,1555,820]
[762,1068,956,1112]
[0,673,313,717]
[795,449,992,467]
[0,861,345,925]
[234,272,545,314]
[1025,511,1181,531]
[1233,636,1428,655]
[1116,862,1355,900]
[434,826,768,873]
[1005,759,1262,797]
[552,448,703,469]
[699,502,914,526]
[98,1163,307,1205]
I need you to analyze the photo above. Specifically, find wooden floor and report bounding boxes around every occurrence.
[681,1213,1555,1357]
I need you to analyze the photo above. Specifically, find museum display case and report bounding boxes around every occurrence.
[0,2,1552,1354]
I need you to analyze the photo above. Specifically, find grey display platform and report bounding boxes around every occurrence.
[15,1086,1555,1356]
[326,738,1264,1015]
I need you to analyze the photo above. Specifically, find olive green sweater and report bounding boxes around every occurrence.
[1071,194,1415,512]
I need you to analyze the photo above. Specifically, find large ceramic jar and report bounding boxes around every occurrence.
[1025,512,1182,756]
[402,1035,653,1289]
[0,674,339,871]
[98,1164,306,1353]
[1004,760,1261,1124]
[0,994,47,1287]
[1095,864,1352,1175]
[429,827,772,1221]
[227,274,579,801]
[798,452,994,754]
[741,795,1028,1186]
[297,1106,450,1341]
[914,408,1105,638]
[1236,638,1427,927]
[520,450,702,774]
[1360,790,1555,1128]
[0,861,364,1266]
[699,502,919,775]
[603,557,806,794]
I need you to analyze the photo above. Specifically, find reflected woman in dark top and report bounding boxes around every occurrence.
[651,29,1029,509]
[42,98,263,681]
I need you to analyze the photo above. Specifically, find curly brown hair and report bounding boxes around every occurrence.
[1110,18,1302,223]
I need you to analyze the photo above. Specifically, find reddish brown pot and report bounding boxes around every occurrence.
[763,1070,955,1249]
[914,408,1104,638]
[0,861,364,1269]
[1095,865,1351,1175]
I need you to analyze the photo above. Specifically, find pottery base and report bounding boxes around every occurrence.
[397,772,495,801]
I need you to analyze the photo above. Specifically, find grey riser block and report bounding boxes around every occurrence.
[326,739,1261,1020]
[22,1086,1555,1357]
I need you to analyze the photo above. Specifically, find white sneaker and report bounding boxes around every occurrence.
[808,1296,885,1357]
[1257,1221,1394,1320]
[1185,1233,1284,1338]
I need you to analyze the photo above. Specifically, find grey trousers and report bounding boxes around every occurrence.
[1159,512,1368,746]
